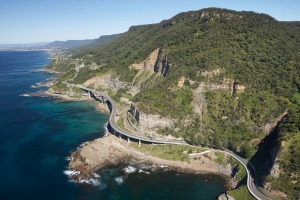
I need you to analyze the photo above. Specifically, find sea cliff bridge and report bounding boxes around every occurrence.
[63,82,269,200]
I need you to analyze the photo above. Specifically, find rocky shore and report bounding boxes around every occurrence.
[68,134,231,183]
[32,68,61,74]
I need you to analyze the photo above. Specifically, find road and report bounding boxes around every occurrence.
[65,82,269,200]
[77,84,188,145]
[225,150,269,200]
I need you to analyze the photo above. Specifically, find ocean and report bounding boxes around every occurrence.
[0,51,226,200]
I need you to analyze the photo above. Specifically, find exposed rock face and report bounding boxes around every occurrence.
[83,74,128,91]
[217,193,236,200]
[177,76,187,87]
[191,86,207,122]
[264,111,288,134]
[130,48,172,77]
[129,104,140,122]
[96,102,110,113]
[138,112,174,134]
[201,68,223,78]
[270,159,281,178]
[144,48,160,72]
[199,69,246,94]
[266,142,281,180]
[129,104,174,136]
[83,74,140,96]
[154,49,172,77]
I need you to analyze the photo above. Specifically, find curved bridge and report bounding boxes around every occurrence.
[224,150,269,200]
[65,82,269,200]
[76,84,188,145]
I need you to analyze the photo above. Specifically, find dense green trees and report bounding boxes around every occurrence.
[72,8,299,98]
[49,8,299,149]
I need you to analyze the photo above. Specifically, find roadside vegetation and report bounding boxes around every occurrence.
[229,185,255,200]
[130,142,206,162]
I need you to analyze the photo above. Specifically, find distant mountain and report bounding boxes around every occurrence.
[90,34,121,47]
[0,42,50,49]
[42,39,94,49]
[0,34,121,50]
[42,34,121,49]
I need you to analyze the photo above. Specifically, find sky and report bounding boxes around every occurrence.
[0,0,299,44]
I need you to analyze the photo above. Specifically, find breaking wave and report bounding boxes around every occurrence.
[103,122,109,136]
[20,93,31,97]
[63,170,80,176]
[64,170,102,187]
[123,166,137,174]
[115,176,124,185]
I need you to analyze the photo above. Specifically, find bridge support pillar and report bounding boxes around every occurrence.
[138,140,141,147]
[127,137,130,143]
[119,133,121,139]
[104,131,108,137]
[88,91,91,98]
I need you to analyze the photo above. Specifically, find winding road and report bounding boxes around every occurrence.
[65,82,269,200]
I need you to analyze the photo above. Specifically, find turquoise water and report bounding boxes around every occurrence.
[0,51,227,200]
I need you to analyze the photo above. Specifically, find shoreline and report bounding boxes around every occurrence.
[68,134,232,186]
[32,68,61,74]
[34,66,235,198]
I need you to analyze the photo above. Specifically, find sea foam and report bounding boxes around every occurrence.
[63,170,80,176]
[103,122,109,136]
[64,170,102,187]
[20,93,31,97]
[123,166,137,174]
[115,176,124,185]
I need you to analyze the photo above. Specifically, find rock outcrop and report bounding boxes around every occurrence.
[129,104,174,137]
[130,48,172,77]
[68,135,232,181]
[217,193,236,200]
[138,112,174,134]
[83,74,140,96]
[83,74,128,91]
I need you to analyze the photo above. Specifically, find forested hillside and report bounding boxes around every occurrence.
[47,8,300,199]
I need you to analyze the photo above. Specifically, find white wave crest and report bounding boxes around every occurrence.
[138,169,150,174]
[63,170,80,176]
[160,165,168,168]
[123,166,137,174]
[65,156,72,161]
[103,122,109,136]
[64,170,102,187]
[78,178,100,186]
[20,94,31,97]
[76,142,89,150]
[115,176,124,185]
[93,173,100,178]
